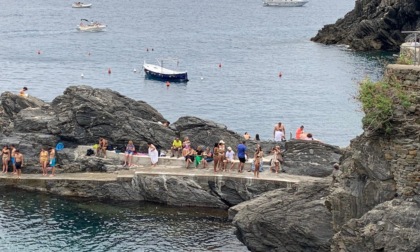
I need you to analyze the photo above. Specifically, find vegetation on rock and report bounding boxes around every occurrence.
[396,53,414,65]
[358,75,412,134]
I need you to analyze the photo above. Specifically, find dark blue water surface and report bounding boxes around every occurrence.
[0,188,246,251]
[0,0,392,147]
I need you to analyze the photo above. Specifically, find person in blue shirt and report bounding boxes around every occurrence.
[237,141,247,173]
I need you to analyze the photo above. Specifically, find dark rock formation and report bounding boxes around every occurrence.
[1,86,342,177]
[282,140,341,177]
[229,181,333,252]
[311,0,420,51]
[332,199,420,252]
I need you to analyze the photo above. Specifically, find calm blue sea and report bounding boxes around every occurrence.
[0,0,391,147]
[0,0,393,250]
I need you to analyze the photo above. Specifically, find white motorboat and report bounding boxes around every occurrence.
[72,2,92,8]
[263,0,308,7]
[77,19,106,32]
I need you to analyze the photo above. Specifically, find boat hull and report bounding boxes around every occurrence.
[72,3,92,8]
[144,68,189,82]
[76,25,106,32]
[263,0,308,7]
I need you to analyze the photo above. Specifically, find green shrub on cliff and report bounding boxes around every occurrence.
[396,53,413,65]
[358,76,411,134]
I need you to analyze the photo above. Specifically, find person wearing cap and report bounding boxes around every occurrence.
[224,146,236,171]
[14,149,24,179]
[171,137,182,158]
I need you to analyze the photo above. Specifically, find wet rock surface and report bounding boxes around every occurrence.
[311,0,420,51]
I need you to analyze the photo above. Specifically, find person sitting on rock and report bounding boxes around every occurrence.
[332,163,342,184]
[185,147,195,169]
[295,125,304,139]
[194,146,204,168]
[224,146,236,171]
[182,136,191,157]
[19,87,28,97]
[202,147,213,168]
[243,132,251,140]
[171,137,182,158]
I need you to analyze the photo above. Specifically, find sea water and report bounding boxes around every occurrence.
[0,0,392,147]
[0,188,246,251]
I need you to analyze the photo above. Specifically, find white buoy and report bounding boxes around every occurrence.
[81,73,84,78]
[133,68,137,73]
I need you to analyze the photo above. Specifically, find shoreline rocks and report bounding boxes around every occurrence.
[311,0,420,51]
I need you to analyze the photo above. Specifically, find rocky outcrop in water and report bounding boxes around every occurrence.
[229,181,333,252]
[332,199,420,252]
[311,0,420,51]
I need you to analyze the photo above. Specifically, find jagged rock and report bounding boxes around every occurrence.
[134,174,229,208]
[332,199,420,252]
[311,0,420,51]
[282,140,342,177]
[230,181,333,252]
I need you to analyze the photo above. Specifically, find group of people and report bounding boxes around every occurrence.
[1,145,56,178]
[243,122,319,142]
[1,145,24,178]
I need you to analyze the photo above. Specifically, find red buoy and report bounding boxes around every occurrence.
[108,68,111,74]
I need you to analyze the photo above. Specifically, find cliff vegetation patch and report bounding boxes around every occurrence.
[358,75,411,134]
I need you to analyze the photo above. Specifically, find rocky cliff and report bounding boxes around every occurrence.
[230,64,420,251]
[311,0,420,51]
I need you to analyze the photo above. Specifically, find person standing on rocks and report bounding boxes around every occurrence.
[332,163,342,184]
[14,150,24,179]
[10,145,17,174]
[101,138,109,158]
[48,147,56,176]
[254,146,263,179]
[273,122,286,142]
[217,140,226,171]
[270,145,283,174]
[1,146,10,173]
[124,140,135,167]
[148,142,159,167]
[39,147,49,176]
[237,141,247,173]
[213,143,219,173]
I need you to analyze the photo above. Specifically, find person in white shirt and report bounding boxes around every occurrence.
[224,146,236,171]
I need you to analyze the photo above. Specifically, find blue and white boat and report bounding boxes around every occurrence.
[143,58,189,82]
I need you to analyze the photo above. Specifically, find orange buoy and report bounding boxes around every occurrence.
[218,63,222,68]
[278,72,282,78]
[108,68,112,74]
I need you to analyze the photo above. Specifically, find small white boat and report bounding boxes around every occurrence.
[263,0,308,7]
[72,2,92,8]
[77,19,106,32]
